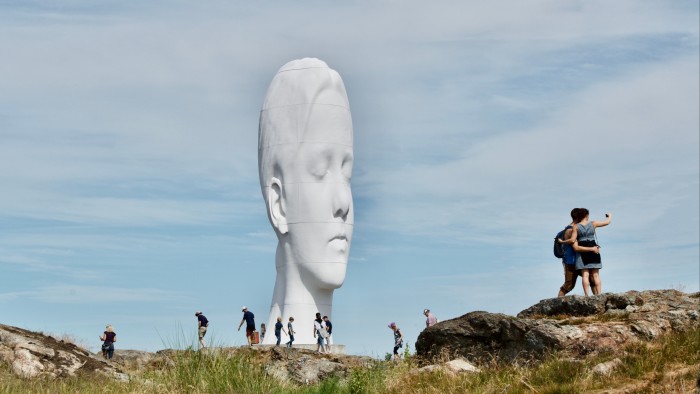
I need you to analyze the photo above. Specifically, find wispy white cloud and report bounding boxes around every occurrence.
[360,55,699,245]
[0,285,183,304]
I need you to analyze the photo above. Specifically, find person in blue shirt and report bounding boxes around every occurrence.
[237,306,256,346]
[195,311,209,349]
[274,317,288,346]
[322,316,333,353]
[557,208,582,297]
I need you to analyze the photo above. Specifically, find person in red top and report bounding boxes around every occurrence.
[100,324,117,359]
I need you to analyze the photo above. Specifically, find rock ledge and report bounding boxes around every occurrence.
[415,290,699,363]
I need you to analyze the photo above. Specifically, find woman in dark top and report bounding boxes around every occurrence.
[100,324,117,359]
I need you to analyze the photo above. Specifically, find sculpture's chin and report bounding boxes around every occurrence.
[318,275,345,290]
[301,262,347,290]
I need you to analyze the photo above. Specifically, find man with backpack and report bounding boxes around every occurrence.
[556,208,581,297]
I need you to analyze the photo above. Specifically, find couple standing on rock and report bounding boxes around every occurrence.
[557,208,612,297]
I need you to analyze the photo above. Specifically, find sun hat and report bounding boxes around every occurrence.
[242,306,247,311]
[423,309,429,314]
[195,311,202,316]
[388,322,396,328]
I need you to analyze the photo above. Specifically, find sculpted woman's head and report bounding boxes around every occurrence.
[258,58,354,290]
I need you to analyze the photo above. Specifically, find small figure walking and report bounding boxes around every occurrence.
[322,316,333,353]
[237,306,256,346]
[313,313,327,353]
[100,324,117,360]
[423,309,438,328]
[388,322,403,361]
[274,317,287,346]
[286,317,295,348]
[195,311,208,349]
[260,323,266,342]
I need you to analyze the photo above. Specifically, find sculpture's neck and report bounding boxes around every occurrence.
[262,242,334,344]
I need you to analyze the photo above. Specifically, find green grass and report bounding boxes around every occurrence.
[2,327,698,393]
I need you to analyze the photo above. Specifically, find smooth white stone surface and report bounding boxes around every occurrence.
[258,58,353,345]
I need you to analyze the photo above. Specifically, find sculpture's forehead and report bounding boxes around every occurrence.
[259,104,353,148]
[262,65,349,110]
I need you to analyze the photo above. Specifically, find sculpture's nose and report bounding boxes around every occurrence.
[332,183,351,221]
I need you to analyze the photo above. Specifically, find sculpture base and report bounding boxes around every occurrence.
[252,344,346,355]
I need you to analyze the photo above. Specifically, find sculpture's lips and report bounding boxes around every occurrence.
[329,234,347,242]
[329,234,348,251]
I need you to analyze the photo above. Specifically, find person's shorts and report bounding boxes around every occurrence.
[316,335,325,345]
[246,327,255,337]
[576,240,602,269]
[560,263,578,294]
[198,326,207,339]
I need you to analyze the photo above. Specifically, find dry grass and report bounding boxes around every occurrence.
[1,327,698,393]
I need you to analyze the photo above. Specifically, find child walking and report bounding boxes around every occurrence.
[286,317,295,348]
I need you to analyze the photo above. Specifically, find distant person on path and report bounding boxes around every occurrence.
[322,316,333,353]
[388,322,403,361]
[573,210,612,296]
[100,324,117,359]
[286,317,295,348]
[313,313,327,353]
[423,309,438,328]
[274,317,287,346]
[195,311,209,349]
[260,323,266,342]
[237,306,256,346]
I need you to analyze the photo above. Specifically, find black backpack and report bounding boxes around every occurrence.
[553,226,571,258]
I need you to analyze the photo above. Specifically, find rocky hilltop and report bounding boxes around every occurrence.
[0,323,125,380]
[1,289,697,392]
[0,324,372,385]
[415,289,699,363]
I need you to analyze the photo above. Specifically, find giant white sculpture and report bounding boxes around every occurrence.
[258,58,354,345]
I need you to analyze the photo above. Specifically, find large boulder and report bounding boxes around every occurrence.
[415,290,699,363]
[0,324,124,379]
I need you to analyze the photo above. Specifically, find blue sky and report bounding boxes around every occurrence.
[1,1,698,357]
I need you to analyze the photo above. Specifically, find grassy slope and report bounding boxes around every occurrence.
[1,327,698,394]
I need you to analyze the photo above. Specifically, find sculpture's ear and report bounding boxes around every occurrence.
[268,177,288,235]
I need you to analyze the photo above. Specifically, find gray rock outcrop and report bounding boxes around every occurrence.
[95,349,160,370]
[0,324,123,379]
[263,346,373,385]
[415,290,699,363]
